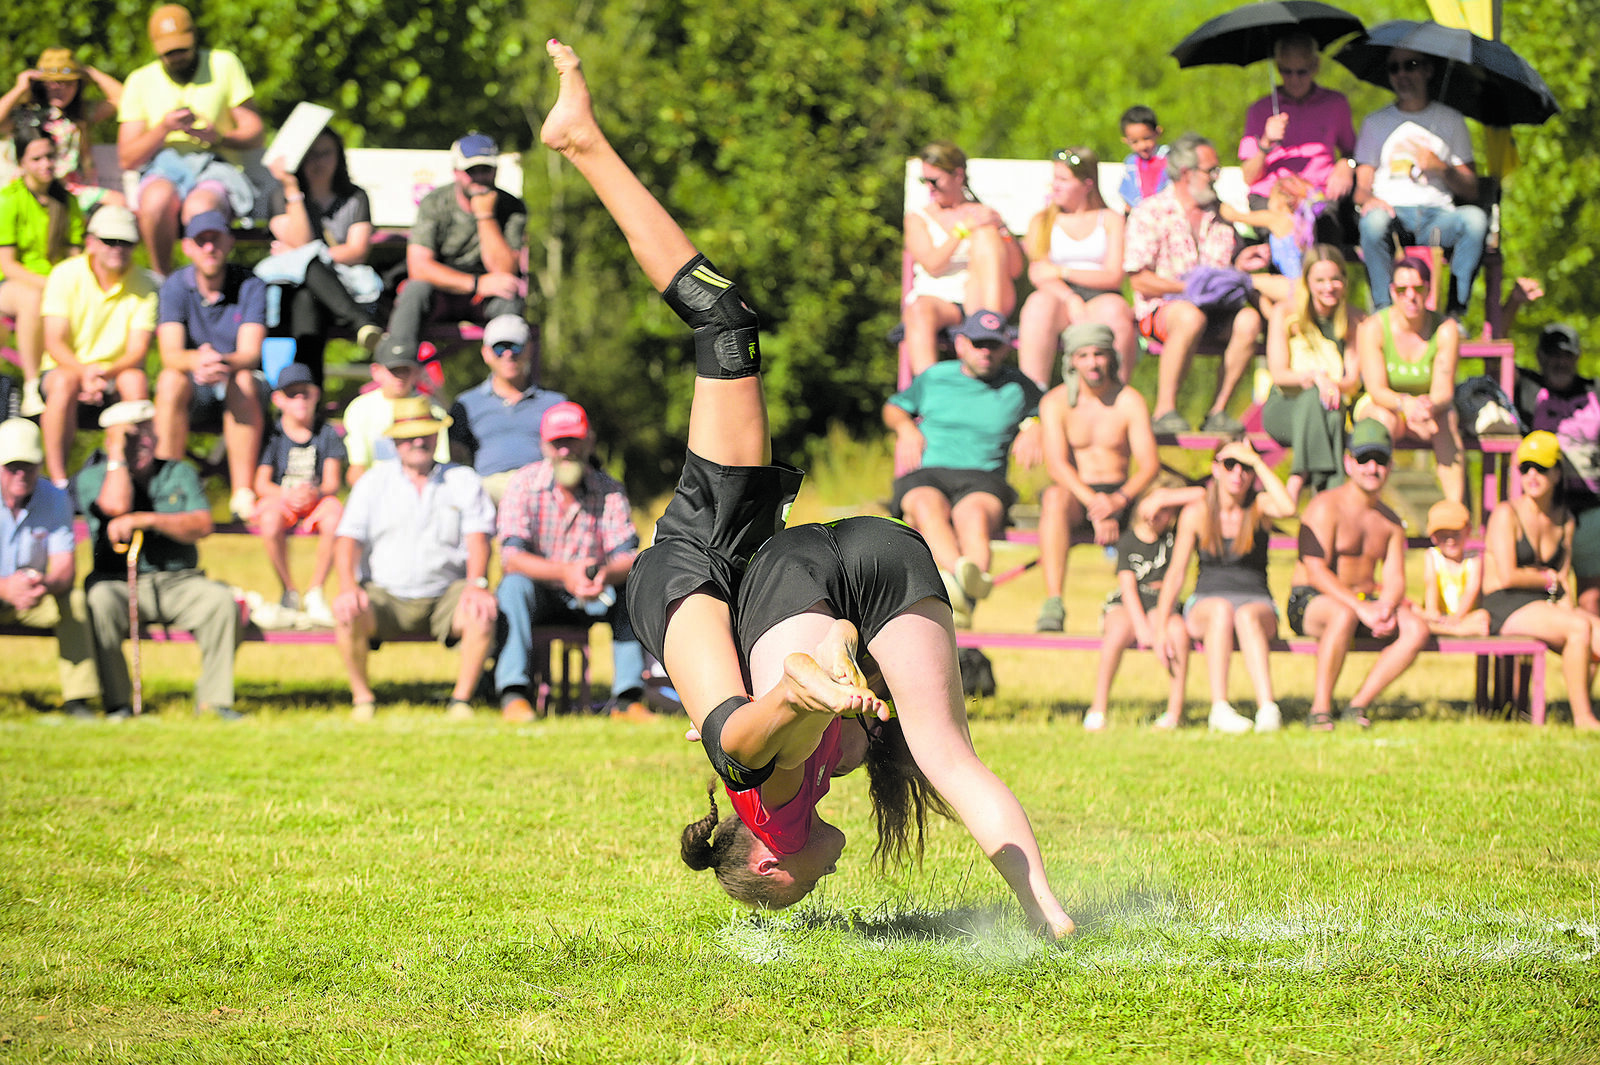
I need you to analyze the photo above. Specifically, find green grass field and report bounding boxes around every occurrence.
[2,440,1597,1062]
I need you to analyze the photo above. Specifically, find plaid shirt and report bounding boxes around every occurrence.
[496,460,637,566]
[1122,185,1240,320]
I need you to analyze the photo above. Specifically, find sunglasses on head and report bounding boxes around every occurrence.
[1053,148,1084,167]
[1387,57,1425,74]
[1519,460,1553,475]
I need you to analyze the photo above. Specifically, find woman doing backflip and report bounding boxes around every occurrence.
[540,41,1072,937]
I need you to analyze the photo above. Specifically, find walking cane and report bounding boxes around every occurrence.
[114,530,145,716]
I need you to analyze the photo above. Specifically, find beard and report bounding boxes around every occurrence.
[1191,182,1220,209]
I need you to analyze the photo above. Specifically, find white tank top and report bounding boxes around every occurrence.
[1047,211,1109,271]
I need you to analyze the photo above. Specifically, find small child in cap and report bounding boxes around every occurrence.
[251,363,346,627]
[1420,499,1488,636]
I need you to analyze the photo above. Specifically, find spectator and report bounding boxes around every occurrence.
[1515,324,1600,616]
[39,204,155,487]
[1,126,84,421]
[1353,254,1464,505]
[154,209,267,519]
[117,4,263,275]
[901,140,1023,378]
[446,314,567,502]
[331,396,497,721]
[386,131,525,350]
[1353,47,1488,319]
[884,309,1042,629]
[1034,323,1158,633]
[1116,105,1169,212]
[1238,32,1356,244]
[494,401,650,722]
[0,418,99,716]
[1151,437,1295,733]
[1084,477,1203,731]
[341,336,451,485]
[1124,132,1272,435]
[1286,420,1428,730]
[250,364,343,628]
[0,49,124,208]
[1420,499,1488,636]
[261,127,383,385]
[1261,245,1364,501]
[1016,147,1137,389]
[77,400,242,719]
[1481,431,1600,730]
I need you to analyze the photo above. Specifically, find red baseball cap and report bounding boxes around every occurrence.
[540,401,590,442]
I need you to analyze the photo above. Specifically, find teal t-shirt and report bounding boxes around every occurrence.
[887,362,1041,472]
[76,459,209,577]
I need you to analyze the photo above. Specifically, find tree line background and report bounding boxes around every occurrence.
[4,0,1593,497]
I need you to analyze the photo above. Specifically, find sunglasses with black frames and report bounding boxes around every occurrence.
[1519,460,1554,476]
[1387,57,1425,74]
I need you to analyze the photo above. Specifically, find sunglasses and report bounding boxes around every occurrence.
[1519,461,1554,475]
[918,175,942,187]
[491,342,525,357]
[1352,450,1392,467]
[1193,165,1222,179]
[1393,283,1427,296]
[1218,457,1248,472]
[97,238,136,249]
[1387,58,1425,74]
[1053,149,1084,167]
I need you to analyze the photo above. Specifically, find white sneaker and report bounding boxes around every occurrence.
[1254,701,1282,732]
[20,378,44,417]
[954,556,994,601]
[302,587,335,627]
[1083,710,1106,731]
[229,488,257,522]
[940,568,974,629]
[1208,701,1254,734]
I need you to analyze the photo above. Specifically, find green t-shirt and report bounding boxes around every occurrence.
[887,361,1041,472]
[76,459,209,578]
[0,178,84,281]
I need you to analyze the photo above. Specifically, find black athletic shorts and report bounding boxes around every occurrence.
[735,516,949,662]
[626,449,804,664]
[889,466,1016,520]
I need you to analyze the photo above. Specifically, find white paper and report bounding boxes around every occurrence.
[264,102,335,173]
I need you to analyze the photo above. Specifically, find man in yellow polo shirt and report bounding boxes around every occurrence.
[117,4,262,275]
[39,205,157,487]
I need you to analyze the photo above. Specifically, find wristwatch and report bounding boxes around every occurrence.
[471,577,489,589]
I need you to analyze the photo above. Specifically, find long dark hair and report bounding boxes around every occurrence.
[295,127,357,198]
[11,126,73,263]
[679,716,956,907]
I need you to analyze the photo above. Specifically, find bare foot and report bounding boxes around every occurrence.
[782,651,882,717]
[541,39,602,157]
[815,619,868,688]
[1575,713,1600,731]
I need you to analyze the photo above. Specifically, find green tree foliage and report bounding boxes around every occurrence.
[3,0,1592,495]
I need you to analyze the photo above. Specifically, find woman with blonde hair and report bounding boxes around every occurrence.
[1261,244,1363,500]
[901,140,1023,377]
[1151,437,1296,733]
[1015,147,1137,389]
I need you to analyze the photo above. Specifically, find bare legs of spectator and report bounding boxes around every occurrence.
[1362,403,1465,505]
[961,225,1017,319]
[902,295,964,379]
[1187,597,1276,709]
[1017,289,1137,390]
[1500,601,1600,730]
[137,177,182,277]
[1302,595,1429,723]
[1214,305,1262,422]
[898,488,1001,578]
[154,368,264,500]
[1151,301,1205,421]
[0,281,43,400]
[1036,484,1082,610]
[41,366,149,484]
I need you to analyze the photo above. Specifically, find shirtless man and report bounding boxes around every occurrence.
[1285,419,1428,729]
[1035,322,1158,632]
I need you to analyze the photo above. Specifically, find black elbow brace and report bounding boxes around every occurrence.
[661,254,761,380]
[700,695,774,792]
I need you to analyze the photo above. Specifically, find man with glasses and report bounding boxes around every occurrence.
[331,396,497,722]
[117,4,263,275]
[1124,132,1272,436]
[386,131,527,350]
[1285,419,1427,730]
[1239,33,1356,244]
[39,205,156,489]
[342,336,451,485]
[0,418,100,717]
[1353,47,1488,319]
[884,309,1042,628]
[447,315,567,503]
[154,210,267,520]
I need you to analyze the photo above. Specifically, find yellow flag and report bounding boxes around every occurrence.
[1428,0,1517,176]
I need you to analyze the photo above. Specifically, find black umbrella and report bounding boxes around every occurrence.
[1333,20,1558,127]
[1171,1,1365,69]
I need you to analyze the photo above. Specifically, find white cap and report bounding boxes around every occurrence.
[0,418,43,465]
[98,399,157,428]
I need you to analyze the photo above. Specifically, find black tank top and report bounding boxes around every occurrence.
[1194,528,1271,599]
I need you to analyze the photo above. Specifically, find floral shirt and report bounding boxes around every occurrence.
[1122,186,1239,320]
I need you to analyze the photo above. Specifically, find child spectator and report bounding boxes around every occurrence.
[1084,477,1204,731]
[1116,106,1168,212]
[252,364,343,627]
[1421,499,1487,636]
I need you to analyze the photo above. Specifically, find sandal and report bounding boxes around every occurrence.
[1307,709,1335,732]
[1341,705,1371,729]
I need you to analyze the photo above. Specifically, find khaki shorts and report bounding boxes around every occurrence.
[365,580,466,647]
